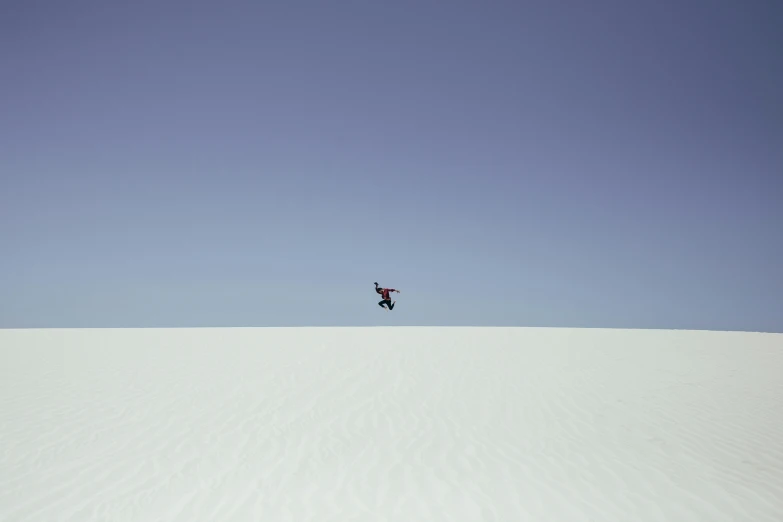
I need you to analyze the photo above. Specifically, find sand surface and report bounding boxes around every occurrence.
[1,327,782,521]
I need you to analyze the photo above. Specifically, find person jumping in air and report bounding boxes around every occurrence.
[374,282,400,310]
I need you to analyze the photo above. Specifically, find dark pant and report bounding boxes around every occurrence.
[379,299,394,310]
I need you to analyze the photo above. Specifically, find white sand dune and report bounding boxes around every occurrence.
[1,327,781,521]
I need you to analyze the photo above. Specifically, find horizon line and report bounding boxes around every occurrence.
[2,325,780,334]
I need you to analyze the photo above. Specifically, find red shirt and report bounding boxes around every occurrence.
[379,288,395,300]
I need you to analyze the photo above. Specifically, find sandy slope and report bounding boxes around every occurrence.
[0,327,781,521]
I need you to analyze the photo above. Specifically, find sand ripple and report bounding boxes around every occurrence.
[1,327,781,521]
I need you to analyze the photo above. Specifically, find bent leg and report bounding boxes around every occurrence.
[378,300,387,308]
[388,300,395,310]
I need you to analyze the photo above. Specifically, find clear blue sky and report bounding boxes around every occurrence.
[2,1,781,331]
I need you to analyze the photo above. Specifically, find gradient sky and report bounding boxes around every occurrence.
[2,1,782,331]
